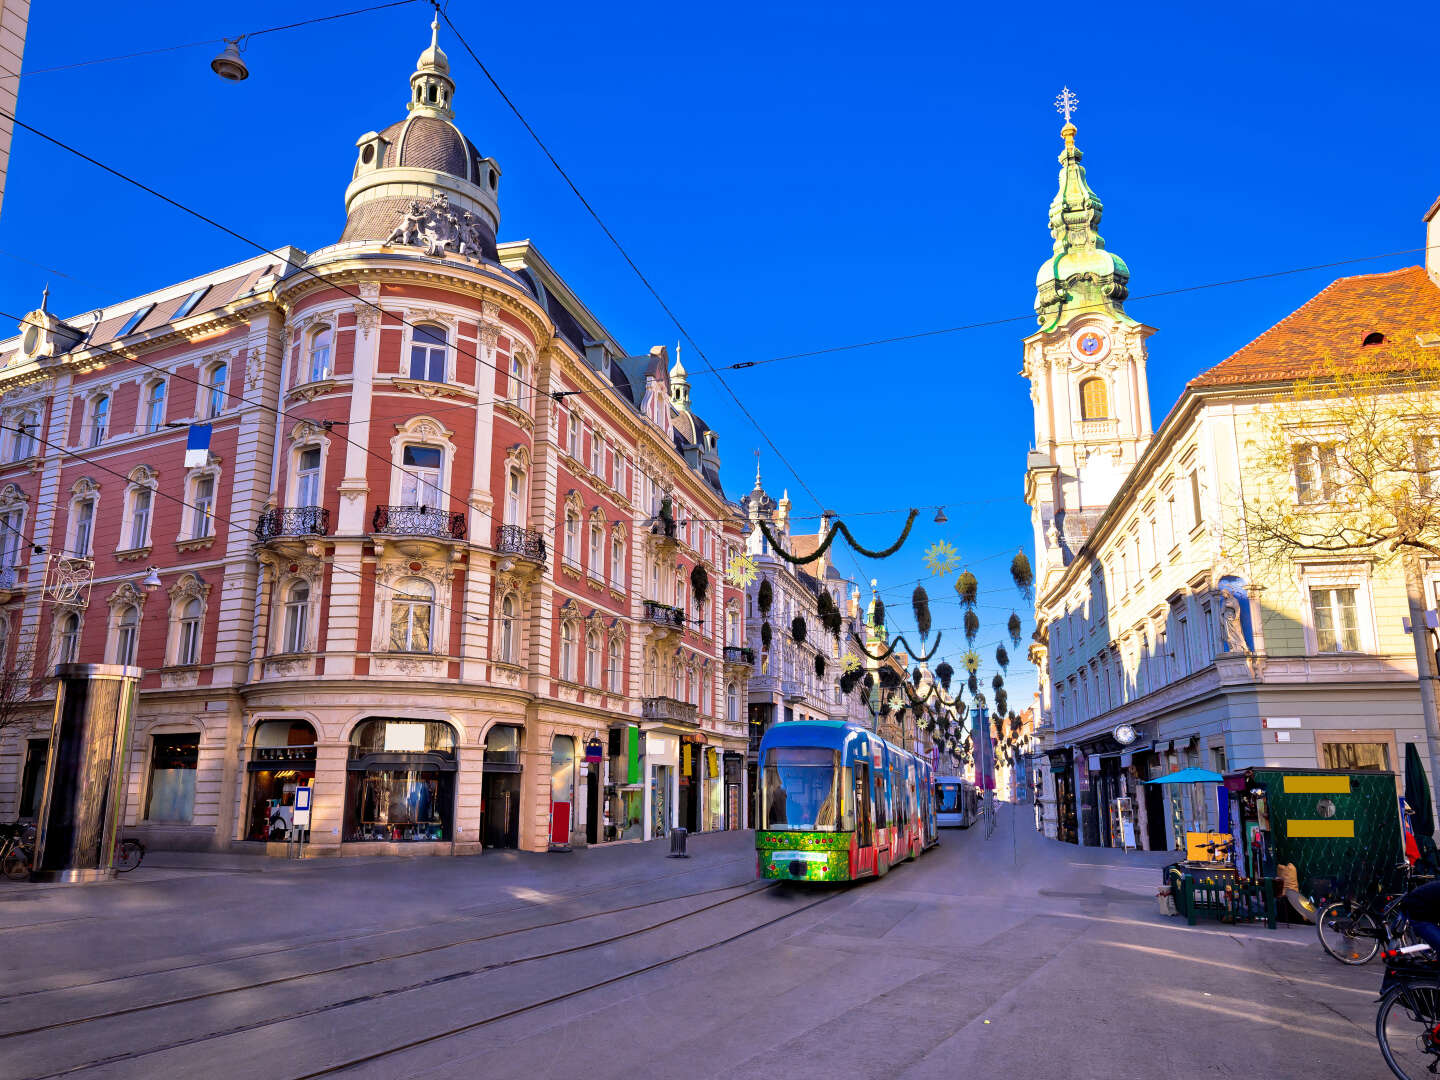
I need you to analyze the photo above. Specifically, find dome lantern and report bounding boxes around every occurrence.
[409,18,456,120]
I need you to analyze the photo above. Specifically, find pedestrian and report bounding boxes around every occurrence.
[1399,879,1440,952]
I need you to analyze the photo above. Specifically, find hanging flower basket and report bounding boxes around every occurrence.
[758,578,773,616]
[912,586,931,641]
[761,621,772,651]
[1008,612,1023,647]
[690,563,709,604]
[791,616,807,644]
[955,570,978,610]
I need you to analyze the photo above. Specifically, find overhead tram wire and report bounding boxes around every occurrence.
[0,1,425,80]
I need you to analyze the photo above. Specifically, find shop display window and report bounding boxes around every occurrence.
[145,733,199,822]
[246,720,317,841]
[344,718,457,842]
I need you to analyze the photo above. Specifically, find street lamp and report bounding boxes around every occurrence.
[210,37,249,82]
[141,567,162,592]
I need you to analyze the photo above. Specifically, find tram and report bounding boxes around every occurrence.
[755,721,938,882]
[934,776,980,828]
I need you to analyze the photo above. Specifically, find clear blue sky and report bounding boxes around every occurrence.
[5,0,1438,714]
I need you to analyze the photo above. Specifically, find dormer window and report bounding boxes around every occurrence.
[116,305,154,339]
[1363,332,1385,346]
[173,287,209,320]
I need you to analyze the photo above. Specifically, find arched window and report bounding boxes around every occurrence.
[409,324,447,383]
[563,511,580,567]
[726,683,738,725]
[499,594,516,663]
[1079,377,1108,420]
[113,604,139,665]
[586,628,601,687]
[510,353,528,409]
[90,395,110,446]
[11,411,36,461]
[608,637,622,690]
[505,467,524,526]
[176,598,202,666]
[560,621,576,680]
[399,445,443,507]
[283,581,310,653]
[58,611,80,664]
[205,363,228,419]
[308,326,333,382]
[72,494,95,557]
[144,380,167,433]
[390,578,434,652]
[128,486,152,550]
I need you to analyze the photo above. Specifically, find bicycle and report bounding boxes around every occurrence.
[1376,950,1440,1078]
[0,821,35,881]
[114,837,145,873]
[1319,864,1427,965]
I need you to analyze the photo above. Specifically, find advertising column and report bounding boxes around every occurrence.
[31,664,143,883]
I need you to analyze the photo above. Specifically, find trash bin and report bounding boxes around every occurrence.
[668,827,689,858]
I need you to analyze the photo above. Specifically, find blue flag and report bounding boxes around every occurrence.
[184,424,212,468]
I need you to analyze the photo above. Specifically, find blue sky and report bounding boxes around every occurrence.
[5,0,1438,713]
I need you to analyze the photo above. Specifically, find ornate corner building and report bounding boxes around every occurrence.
[0,22,751,855]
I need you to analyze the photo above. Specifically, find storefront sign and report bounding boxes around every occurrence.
[584,736,604,763]
[292,785,312,828]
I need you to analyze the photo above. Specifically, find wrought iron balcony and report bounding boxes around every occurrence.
[724,645,755,665]
[372,505,466,540]
[255,506,330,541]
[496,523,546,562]
[642,695,698,726]
[642,600,686,629]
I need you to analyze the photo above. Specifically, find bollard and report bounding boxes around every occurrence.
[668,827,689,858]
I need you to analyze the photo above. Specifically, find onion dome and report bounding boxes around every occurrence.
[339,18,502,259]
[1034,121,1132,331]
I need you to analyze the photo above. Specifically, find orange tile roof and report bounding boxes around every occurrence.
[789,535,821,561]
[1188,265,1440,389]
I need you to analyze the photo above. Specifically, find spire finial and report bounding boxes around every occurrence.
[754,448,761,488]
[1055,86,1078,127]
[40,283,49,313]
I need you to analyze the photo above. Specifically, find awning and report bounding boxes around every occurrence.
[1144,767,1224,785]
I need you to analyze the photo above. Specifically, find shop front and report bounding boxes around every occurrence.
[481,724,522,849]
[603,723,644,842]
[1048,747,1078,844]
[724,751,744,830]
[245,720,317,842]
[343,718,457,843]
[549,735,576,849]
[644,731,678,840]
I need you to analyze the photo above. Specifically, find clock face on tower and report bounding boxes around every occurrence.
[1068,326,1111,363]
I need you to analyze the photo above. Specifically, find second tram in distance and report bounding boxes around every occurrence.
[755,720,938,882]
[934,776,980,828]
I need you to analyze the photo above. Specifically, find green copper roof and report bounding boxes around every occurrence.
[1034,123,1132,331]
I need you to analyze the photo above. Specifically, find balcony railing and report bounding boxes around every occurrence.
[372,505,466,540]
[724,645,755,665]
[0,565,19,591]
[642,600,686,629]
[495,523,546,562]
[255,506,330,541]
[1077,417,1118,440]
[642,696,698,726]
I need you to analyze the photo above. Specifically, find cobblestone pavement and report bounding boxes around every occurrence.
[0,805,1388,1079]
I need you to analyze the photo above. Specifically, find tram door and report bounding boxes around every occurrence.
[853,762,875,877]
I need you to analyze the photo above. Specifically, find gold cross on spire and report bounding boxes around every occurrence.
[1055,86,1078,125]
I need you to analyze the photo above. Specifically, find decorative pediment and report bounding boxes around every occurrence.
[71,476,100,497]
[168,572,211,605]
[0,482,27,506]
[564,489,583,514]
[393,415,453,442]
[588,504,605,522]
[106,580,147,611]
[610,521,627,539]
[504,443,531,471]
[288,420,326,445]
[127,464,159,487]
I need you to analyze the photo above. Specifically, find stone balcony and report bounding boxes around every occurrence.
[642,695,698,727]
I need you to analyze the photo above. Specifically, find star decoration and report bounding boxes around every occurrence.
[842,655,863,675]
[923,540,961,577]
[961,650,981,675]
[725,552,758,589]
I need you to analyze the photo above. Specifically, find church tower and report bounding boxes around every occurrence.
[1023,93,1154,591]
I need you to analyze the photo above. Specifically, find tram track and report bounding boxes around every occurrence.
[0,852,750,1003]
[11,878,818,1080]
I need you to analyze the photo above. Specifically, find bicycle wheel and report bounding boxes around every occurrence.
[1319,901,1381,964]
[1378,980,1440,1079]
[1,846,27,881]
[114,840,143,873]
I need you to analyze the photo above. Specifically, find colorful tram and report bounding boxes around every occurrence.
[756,721,938,882]
[934,776,980,828]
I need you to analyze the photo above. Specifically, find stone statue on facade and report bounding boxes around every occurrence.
[1219,588,1249,653]
[386,200,427,247]
[455,211,483,258]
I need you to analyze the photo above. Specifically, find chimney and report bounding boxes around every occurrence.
[1427,196,1440,287]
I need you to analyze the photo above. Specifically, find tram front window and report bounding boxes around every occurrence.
[936,784,961,813]
[763,747,841,831]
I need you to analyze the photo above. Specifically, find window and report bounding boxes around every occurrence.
[727,608,740,647]
[283,581,310,653]
[560,621,576,680]
[676,572,687,617]
[113,604,139,665]
[409,324,447,383]
[505,468,524,526]
[175,598,202,666]
[586,629,601,687]
[564,511,580,567]
[58,612,80,664]
[1079,377,1109,420]
[309,326,333,383]
[73,497,95,556]
[399,445,443,507]
[0,507,22,569]
[344,719,457,842]
[1418,435,1440,495]
[499,595,516,663]
[1293,444,1337,504]
[18,739,47,817]
[116,305,154,339]
[296,446,321,507]
[567,414,580,459]
[173,286,208,320]
[145,733,199,822]
[1322,741,1388,770]
[611,537,625,589]
[390,578,435,652]
[590,432,603,476]
[1310,586,1362,652]
[144,381,167,433]
[10,411,36,461]
[205,362,228,419]
[589,525,603,577]
[191,476,215,539]
[129,487,152,550]
[90,395,110,446]
[608,637,622,689]
[727,683,738,725]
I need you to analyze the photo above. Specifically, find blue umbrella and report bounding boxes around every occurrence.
[1143,767,1225,785]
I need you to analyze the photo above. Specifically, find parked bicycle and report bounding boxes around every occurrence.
[0,821,35,881]
[1318,863,1428,965]
[1377,947,1440,1079]
[115,837,145,873]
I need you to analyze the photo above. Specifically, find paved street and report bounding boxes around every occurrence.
[0,804,1388,1079]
